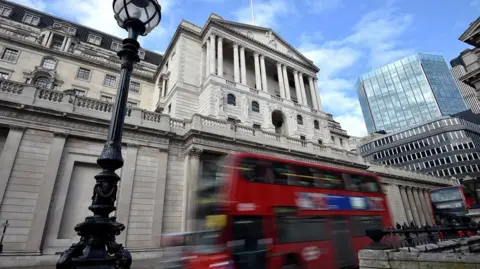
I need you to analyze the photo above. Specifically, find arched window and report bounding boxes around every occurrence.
[34,76,51,88]
[252,101,259,112]
[42,58,57,69]
[314,120,319,129]
[297,115,303,125]
[227,93,236,106]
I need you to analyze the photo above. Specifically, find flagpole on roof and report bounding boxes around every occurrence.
[250,0,255,25]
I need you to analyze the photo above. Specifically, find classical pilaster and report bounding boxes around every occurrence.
[240,46,247,84]
[293,70,302,105]
[114,144,138,245]
[161,76,167,97]
[421,189,435,225]
[313,78,323,110]
[282,65,290,100]
[254,52,262,90]
[233,43,240,83]
[46,32,54,48]
[276,63,285,99]
[209,34,216,75]
[417,188,433,226]
[299,73,308,106]
[217,36,223,77]
[26,132,67,251]
[151,149,169,247]
[260,55,268,92]
[205,42,210,77]
[385,184,408,225]
[60,36,68,51]
[399,186,414,223]
[0,126,25,205]
[185,148,203,231]
[412,188,427,226]
[308,77,318,110]
[406,187,421,226]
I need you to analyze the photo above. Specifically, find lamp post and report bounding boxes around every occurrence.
[57,1,161,269]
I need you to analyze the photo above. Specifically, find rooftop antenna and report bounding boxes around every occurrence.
[250,0,256,25]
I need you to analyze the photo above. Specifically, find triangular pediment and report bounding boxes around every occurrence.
[212,19,316,69]
[460,17,480,45]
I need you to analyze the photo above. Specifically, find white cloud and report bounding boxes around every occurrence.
[7,0,47,11]
[304,0,343,13]
[299,7,414,137]
[234,0,293,28]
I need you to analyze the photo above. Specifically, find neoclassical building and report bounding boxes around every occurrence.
[0,2,454,267]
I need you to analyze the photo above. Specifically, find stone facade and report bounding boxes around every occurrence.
[0,3,457,267]
[458,17,480,100]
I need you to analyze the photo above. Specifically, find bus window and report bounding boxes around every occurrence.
[350,216,383,237]
[343,173,381,193]
[277,217,329,243]
[290,165,314,187]
[272,161,292,185]
[239,158,271,183]
[311,168,343,190]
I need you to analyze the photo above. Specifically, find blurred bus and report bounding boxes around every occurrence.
[183,152,392,269]
[430,186,475,225]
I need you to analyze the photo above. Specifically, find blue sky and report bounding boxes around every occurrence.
[12,0,479,136]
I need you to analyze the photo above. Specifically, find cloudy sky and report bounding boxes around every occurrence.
[10,0,479,137]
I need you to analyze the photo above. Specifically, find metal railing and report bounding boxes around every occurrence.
[365,221,480,252]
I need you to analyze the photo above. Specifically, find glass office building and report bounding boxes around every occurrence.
[357,53,467,134]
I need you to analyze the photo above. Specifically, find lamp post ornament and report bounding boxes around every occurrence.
[57,1,161,269]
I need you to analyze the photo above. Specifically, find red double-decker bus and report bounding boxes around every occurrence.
[183,152,393,269]
[430,186,475,225]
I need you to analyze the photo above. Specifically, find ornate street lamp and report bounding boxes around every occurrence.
[57,1,161,269]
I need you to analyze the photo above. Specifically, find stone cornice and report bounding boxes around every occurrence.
[0,32,154,81]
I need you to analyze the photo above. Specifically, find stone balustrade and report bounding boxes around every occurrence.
[0,78,456,187]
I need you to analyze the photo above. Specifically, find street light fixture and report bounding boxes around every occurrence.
[57,1,161,269]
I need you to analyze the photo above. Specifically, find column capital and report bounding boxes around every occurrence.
[293,69,298,75]
[276,62,282,68]
[188,147,203,158]
[209,33,216,39]
[9,125,25,132]
[217,36,223,41]
[260,54,265,60]
[233,42,239,48]
[253,51,259,57]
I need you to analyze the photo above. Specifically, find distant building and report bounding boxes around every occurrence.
[357,53,467,134]
[450,63,480,113]
[358,113,480,179]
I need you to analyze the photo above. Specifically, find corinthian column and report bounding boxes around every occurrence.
[205,42,210,76]
[399,185,414,223]
[254,52,262,90]
[209,34,216,75]
[406,187,421,226]
[276,63,285,99]
[299,73,308,106]
[293,70,302,104]
[217,36,223,77]
[233,43,240,83]
[240,46,247,84]
[313,78,323,110]
[308,77,318,110]
[282,65,290,100]
[260,55,268,92]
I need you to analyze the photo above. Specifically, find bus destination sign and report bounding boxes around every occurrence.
[296,192,384,211]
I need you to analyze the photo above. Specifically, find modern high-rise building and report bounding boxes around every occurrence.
[357,53,467,134]
[450,56,480,113]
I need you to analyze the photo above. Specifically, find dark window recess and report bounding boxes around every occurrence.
[318,140,323,145]
[300,135,306,141]
[277,217,330,243]
[297,115,303,125]
[314,120,320,129]
[253,124,261,129]
[252,101,260,112]
[227,94,236,105]
[351,216,383,237]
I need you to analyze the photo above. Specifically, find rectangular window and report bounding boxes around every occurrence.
[87,34,102,45]
[300,135,306,141]
[22,14,40,25]
[76,68,91,80]
[127,101,138,107]
[52,42,63,51]
[129,81,140,93]
[111,41,122,51]
[339,138,343,145]
[253,124,261,129]
[0,71,9,79]
[167,104,171,113]
[100,95,113,102]
[103,74,116,87]
[0,6,12,17]
[1,48,18,63]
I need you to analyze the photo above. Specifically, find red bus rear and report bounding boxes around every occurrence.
[430,186,474,225]
[185,152,393,269]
